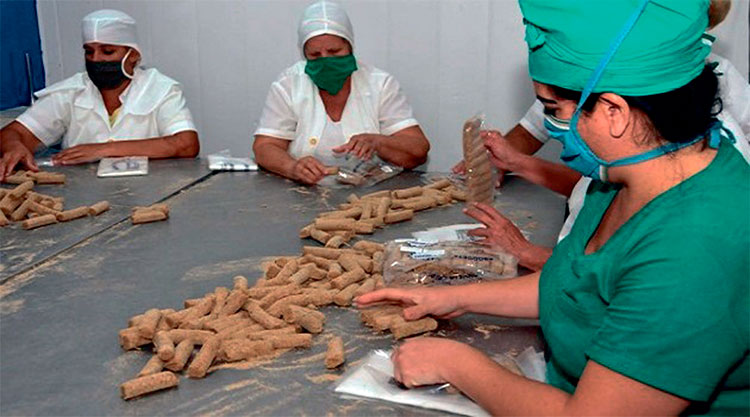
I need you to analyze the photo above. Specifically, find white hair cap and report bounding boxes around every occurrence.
[81,9,141,55]
[298,1,354,53]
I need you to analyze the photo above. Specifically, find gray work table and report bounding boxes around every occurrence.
[0,159,211,282]
[0,171,566,416]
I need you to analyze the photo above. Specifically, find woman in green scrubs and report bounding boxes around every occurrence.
[356,0,748,415]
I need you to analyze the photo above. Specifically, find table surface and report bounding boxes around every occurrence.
[0,167,566,416]
[0,159,212,282]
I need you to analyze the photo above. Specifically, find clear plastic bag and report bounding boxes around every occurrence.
[333,349,491,417]
[207,149,258,171]
[336,154,402,187]
[462,114,495,204]
[383,239,518,287]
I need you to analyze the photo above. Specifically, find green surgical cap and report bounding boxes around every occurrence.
[519,0,711,96]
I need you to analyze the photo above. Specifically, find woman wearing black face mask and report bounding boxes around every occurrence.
[0,9,200,179]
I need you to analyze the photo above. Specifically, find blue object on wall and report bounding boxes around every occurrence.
[1,0,45,110]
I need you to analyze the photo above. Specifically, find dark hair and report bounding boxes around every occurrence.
[551,64,721,144]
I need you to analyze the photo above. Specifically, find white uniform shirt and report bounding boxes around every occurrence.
[517,54,750,242]
[16,68,196,148]
[254,60,419,160]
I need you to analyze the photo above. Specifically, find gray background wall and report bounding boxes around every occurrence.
[37,0,749,171]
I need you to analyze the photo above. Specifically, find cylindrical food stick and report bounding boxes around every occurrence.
[0,209,9,227]
[28,201,59,216]
[302,246,356,259]
[314,218,356,231]
[167,329,214,345]
[268,333,313,349]
[288,267,312,286]
[331,268,366,290]
[299,223,314,238]
[10,199,32,221]
[0,195,24,215]
[353,222,374,234]
[138,355,165,377]
[120,371,178,400]
[361,190,391,200]
[56,206,89,222]
[21,214,57,230]
[318,206,362,219]
[310,228,331,244]
[424,178,452,190]
[392,186,423,199]
[325,336,345,369]
[153,331,175,361]
[219,339,274,362]
[88,201,110,216]
[372,252,384,274]
[187,337,219,378]
[391,317,438,339]
[220,290,248,316]
[233,275,249,291]
[354,278,376,296]
[375,197,390,218]
[334,283,360,306]
[9,180,34,199]
[132,209,167,224]
[302,255,333,270]
[324,234,345,248]
[164,340,194,372]
[352,240,385,255]
[149,203,170,215]
[118,327,150,350]
[29,171,66,184]
[327,262,343,279]
[137,309,162,340]
[402,196,436,212]
[245,301,286,329]
[258,283,300,309]
[384,209,414,224]
[283,305,325,334]
[210,287,230,316]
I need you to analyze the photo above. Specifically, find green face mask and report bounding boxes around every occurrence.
[304,54,357,95]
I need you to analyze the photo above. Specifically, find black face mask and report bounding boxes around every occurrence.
[85,60,128,90]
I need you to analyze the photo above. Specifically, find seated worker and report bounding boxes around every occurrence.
[358,1,749,415]
[0,9,199,179]
[253,0,430,185]
[456,0,749,271]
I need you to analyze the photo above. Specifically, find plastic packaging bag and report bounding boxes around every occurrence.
[207,149,258,171]
[336,154,402,187]
[383,239,518,287]
[333,349,491,417]
[462,114,495,204]
[97,156,148,177]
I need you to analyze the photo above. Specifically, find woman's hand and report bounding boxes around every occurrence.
[452,160,466,175]
[0,142,38,179]
[355,286,466,320]
[291,156,327,185]
[464,202,533,258]
[392,337,472,388]
[333,134,381,160]
[52,143,111,165]
[482,130,525,173]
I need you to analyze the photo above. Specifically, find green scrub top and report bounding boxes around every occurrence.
[539,139,749,416]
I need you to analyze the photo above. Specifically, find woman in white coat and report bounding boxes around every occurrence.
[253,1,430,185]
[0,9,199,179]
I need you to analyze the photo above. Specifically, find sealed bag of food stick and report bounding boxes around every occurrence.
[383,239,517,287]
[336,154,403,187]
[462,114,496,205]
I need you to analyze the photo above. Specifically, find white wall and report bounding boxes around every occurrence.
[37,0,749,171]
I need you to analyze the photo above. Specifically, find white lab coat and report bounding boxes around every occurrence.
[16,67,196,149]
[254,60,419,160]
[518,53,750,242]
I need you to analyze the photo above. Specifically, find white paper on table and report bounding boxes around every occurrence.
[334,350,490,417]
[207,150,257,171]
[97,156,148,177]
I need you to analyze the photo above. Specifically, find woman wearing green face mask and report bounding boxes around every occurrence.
[253,1,430,185]
[357,0,748,415]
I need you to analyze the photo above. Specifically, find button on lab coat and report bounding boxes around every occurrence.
[16,67,196,148]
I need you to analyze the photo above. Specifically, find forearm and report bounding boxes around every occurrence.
[253,141,296,179]
[445,346,571,416]
[103,131,199,159]
[455,272,540,318]
[376,131,429,169]
[510,154,581,197]
[505,124,544,155]
[0,123,43,155]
